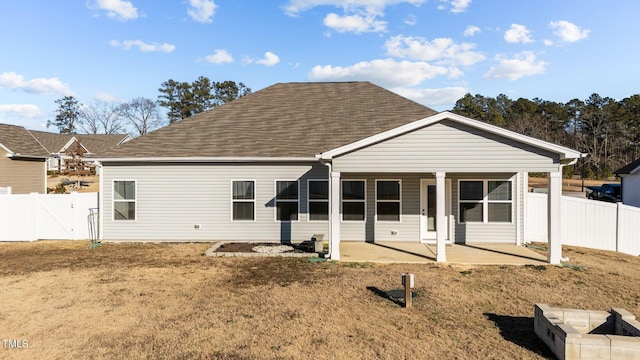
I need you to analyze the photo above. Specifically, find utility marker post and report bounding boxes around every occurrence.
[402,273,414,308]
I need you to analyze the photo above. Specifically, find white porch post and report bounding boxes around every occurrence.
[330,171,341,260]
[547,171,562,265]
[436,172,447,262]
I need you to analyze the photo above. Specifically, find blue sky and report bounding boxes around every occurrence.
[1,0,639,131]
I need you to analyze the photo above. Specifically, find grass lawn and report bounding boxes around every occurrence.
[0,241,638,359]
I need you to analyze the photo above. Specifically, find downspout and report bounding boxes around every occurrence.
[320,158,333,258]
[93,161,104,242]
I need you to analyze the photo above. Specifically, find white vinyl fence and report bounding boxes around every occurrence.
[526,193,640,256]
[0,192,98,241]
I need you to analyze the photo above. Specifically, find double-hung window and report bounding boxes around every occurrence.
[276,180,299,221]
[459,180,512,223]
[232,180,255,221]
[113,180,136,220]
[342,180,365,221]
[376,180,401,222]
[308,180,328,221]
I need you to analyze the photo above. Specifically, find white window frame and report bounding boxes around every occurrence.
[375,179,402,223]
[274,180,299,222]
[307,179,329,222]
[112,179,136,221]
[458,179,513,224]
[341,179,366,222]
[231,180,256,222]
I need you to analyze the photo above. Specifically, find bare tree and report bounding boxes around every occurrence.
[118,97,164,136]
[79,101,125,134]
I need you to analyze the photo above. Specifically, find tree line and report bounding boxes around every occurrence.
[452,93,640,179]
[47,77,251,136]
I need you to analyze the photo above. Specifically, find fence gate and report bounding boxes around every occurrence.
[0,192,98,241]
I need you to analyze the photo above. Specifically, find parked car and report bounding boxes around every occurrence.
[586,183,621,202]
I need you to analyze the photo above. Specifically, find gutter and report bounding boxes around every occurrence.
[84,156,320,163]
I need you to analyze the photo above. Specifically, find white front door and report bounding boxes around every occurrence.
[420,179,450,243]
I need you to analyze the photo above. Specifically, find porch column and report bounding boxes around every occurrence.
[547,171,562,265]
[329,171,341,260]
[436,172,447,262]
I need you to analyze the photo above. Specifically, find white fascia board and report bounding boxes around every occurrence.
[319,111,584,160]
[0,143,13,155]
[59,137,78,153]
[85,156,319,163]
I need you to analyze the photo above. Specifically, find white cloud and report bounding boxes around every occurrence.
[91,0,138,21]
[283,0,426,16]
[391,86,468,108]
[187,0,217,23]
[0,104,42,119]
[255,52,280,66]
[403,14,417,26]
[549,20,589,43]
[323,11,387,33]
[93,92,120,103]
[110,40,176,53]
[385,35,485,66]
[0,72,74,96]
[504,24,533,44]
[308,58,453,88]
[463,25,480,37]
[484,51,547,80]
[437,0,472,13]
[205,49,233,64]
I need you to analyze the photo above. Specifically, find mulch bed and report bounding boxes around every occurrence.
[215,242,316,253]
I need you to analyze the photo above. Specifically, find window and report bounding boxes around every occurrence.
[342,180,365,221]
[376,180,401,222]
[276,180,298,221]
[308,180,328,221]
[488,181,512,222]
[113,180,135,220]
[459,180,512,223]
[232,180,255,221]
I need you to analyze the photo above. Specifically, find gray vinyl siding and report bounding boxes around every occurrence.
[333,120,561,173]
[340,174,422,242]
[101,162,329,241]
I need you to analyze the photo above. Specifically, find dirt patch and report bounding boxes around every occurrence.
[1,241,638,359]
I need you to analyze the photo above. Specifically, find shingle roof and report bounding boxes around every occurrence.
[615,158,640,175]
[28,130,70,153]
[29,131,130,154]
[0,123,49,157]
[97,82,437,158]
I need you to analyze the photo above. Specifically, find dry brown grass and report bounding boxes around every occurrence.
[0,241,638,359]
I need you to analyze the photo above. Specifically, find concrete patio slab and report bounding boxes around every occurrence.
[340,242,548,265]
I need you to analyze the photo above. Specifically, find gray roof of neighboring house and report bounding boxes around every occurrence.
[96,82,438,158]
[29,131,130,154]
[615,158,640,175]
[0,123,49,157]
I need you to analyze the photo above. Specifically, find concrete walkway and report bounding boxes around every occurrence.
[340,242,548,265]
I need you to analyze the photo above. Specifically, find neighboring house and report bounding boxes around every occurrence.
[91,82,582,264]
[0,123,49,194]
[615,158,640,207]
[29,131,131,173]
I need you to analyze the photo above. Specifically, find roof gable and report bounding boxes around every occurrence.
[615,158,640,175]
[0,123,49,158]
[319,111,584,162]
[96,82,437,159]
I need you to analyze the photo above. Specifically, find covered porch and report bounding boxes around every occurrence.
[339,241,548,265]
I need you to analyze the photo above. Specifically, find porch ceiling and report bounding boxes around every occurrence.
[340,242,548,265]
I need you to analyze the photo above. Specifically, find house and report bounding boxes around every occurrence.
[29,131,131,173]
[91,82,582,264]
[0,123,49,194]
[615,158,640,207]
